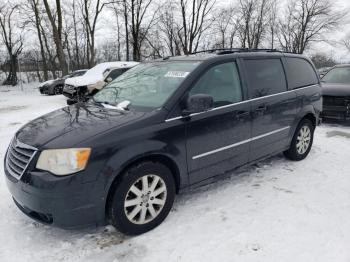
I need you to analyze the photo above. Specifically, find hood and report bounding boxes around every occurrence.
[16,103,145,149]
[38,79,55,87]
[65,61,139,87]
[322,83,350,96]
[65,75,99,87]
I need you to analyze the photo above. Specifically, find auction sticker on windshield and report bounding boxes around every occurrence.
[164,71,190,78]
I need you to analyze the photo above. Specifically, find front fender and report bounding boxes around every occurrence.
[100,139,186,197]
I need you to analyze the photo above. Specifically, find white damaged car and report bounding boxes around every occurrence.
[63,61,139,103]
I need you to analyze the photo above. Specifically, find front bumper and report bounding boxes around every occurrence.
[321,105,350,120]
[4,166,106,229]
[39,86,49,94]
[62,85,77,99]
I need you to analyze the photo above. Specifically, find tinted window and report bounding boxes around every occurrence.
[322,67,350,84]
[189,62,242,107]
[74,70,86,77]
[108,68,129,80]
[285,57,318,88]
[244,59,287,98]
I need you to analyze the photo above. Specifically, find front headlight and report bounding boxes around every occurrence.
[36,148,91,176]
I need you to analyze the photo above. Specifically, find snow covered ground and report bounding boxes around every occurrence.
[1,84,350,262]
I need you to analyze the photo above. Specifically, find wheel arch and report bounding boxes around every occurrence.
[288,108,317,146]
[302,112,316,127]
[104,153,181,217]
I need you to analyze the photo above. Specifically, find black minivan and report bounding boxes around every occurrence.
[4,50,322,235]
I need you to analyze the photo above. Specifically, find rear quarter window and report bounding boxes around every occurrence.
[284,57,319,89]
[244,59,287,98]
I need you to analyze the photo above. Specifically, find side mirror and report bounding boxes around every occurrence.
[106,77,113,83]
[183,94,213,115]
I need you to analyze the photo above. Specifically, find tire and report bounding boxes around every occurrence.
[55,85,63,95]
[47,85,63,95]
[284,119,314,161]
[107,161,176,235]
[48,86,56,95]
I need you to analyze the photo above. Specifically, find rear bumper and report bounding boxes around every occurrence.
[4,166,106,229]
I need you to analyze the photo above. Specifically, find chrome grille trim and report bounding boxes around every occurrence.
[5,138,38,180]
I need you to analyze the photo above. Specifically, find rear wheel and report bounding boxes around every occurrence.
[107,161,175,235]
[284,119,314,161]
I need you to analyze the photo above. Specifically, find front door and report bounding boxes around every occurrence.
[185,61,251,184]
[242,58,298,161]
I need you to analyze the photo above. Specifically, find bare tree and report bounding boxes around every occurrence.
[112,0,158,61]
[177,0,216,54]
[25,0,49,81]
[310,52,336,68]
[344,34,350,53]
[345,41,350,52]
[158,3,182,56]
[71,0,86,69]
[122,0,130,60]
[111,0,132,60]
[130,0,157,61]
[81,0,111,67]
[278,0,344,54]
[42,0,68,75]
[237,0,273,49]
[40,15,59,78]
[268,0,278,49]
[213,5,238,49]
[0,2,24,85]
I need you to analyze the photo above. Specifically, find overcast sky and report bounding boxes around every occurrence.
[309,0,350,61]
[97,0,350,61]
[4,0,350,62]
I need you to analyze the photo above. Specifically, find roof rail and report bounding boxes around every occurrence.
[190,48,284,55]
[190,48,248,55]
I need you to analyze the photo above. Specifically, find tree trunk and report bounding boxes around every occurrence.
[3,55,18,86]
[72,0,81,69]
[32,0,49,81]
[42,0,68,75]
[123,0,130,61]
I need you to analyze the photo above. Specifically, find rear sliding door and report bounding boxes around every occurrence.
[242,58,298,161]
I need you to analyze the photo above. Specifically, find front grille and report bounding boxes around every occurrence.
[323,96,349,107]
[5,138,37,179]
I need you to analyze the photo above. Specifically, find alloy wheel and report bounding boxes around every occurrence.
[124,174,167,225]
[296,125,311,154]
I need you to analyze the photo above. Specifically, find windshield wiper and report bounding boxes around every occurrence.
[116,100,131,111]
[90,97,118,108]
[90,96,131,112]
[90,96,109,106]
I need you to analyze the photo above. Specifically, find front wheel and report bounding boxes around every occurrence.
[284,119,314,161]
[107,161,175,235]
[54,85,63,95]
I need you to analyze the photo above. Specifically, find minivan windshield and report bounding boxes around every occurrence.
[93,61,200,110]
[322,67,350,84]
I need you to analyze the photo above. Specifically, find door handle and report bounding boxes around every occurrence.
[234,110,250,120]
[254,105,267,113]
